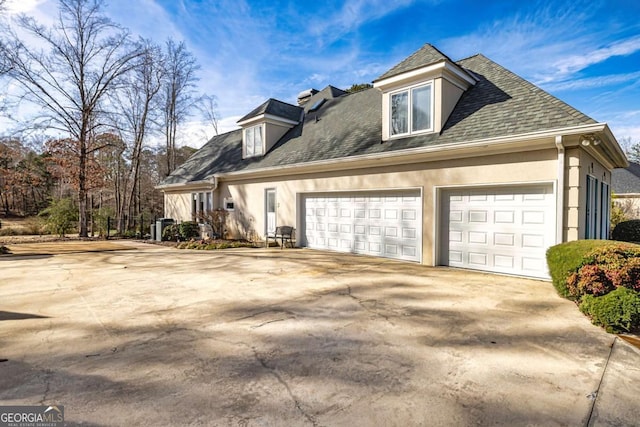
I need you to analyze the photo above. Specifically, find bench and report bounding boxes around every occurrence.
[266,226,294,249]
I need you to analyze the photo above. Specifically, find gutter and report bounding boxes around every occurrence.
[156,177,218,191]
[555,135,565,244]
[216,123,613,181]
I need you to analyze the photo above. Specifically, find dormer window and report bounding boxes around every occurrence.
[237,98,302,159]
[390,82,433,137]
[244,124,263,158]
[374,44,476,141]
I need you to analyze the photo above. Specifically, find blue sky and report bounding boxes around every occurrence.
[8,0,640,149]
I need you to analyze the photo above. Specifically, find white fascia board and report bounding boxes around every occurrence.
[156,179,215,191]
[237,113,299,128]
[602,124,629,168]
[443,62,477,86]
[264,114,299,127]
[236,114,265,127]
[374,62,446,90]
[216,124,610,181]
[374,61,476,92]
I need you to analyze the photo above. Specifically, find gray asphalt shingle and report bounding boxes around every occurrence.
[612,162,640,194]
[161,50,596,186]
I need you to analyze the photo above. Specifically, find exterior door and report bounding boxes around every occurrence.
[266,189,276,235]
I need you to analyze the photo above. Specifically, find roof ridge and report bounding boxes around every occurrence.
[375,43,451,82]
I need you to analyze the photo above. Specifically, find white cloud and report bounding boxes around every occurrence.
[543,35,640,83]
[542,71,640,92]
[439,2,612,82]
[5,0,47,14]
[307,0,415,46]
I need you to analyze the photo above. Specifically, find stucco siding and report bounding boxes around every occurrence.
[164,192,192,222]
[564,147,612,240]
[216,148,558,265]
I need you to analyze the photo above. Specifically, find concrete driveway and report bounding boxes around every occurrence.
[1,241,639,426]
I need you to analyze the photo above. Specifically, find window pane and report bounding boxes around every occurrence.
[254,125,263,155]
[267,190,276,212]
[245,128,254,156]
[412,85,431,132]
[391,91,408,135]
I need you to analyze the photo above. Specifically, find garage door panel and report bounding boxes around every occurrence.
[304,191,421,262]
[443,185,554,278]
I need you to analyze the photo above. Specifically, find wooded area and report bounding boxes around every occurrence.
[0,0,215,235]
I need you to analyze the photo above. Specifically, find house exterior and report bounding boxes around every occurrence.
[612,161,640,218]
[158,44,627,279]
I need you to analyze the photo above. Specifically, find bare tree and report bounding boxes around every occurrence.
[0,0,142,236]
[196,93,220,141]
[161,38,199,175]
[110,39,164,232]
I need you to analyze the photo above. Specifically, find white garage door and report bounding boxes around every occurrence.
[442,185,555,278]
[303,191,422,262]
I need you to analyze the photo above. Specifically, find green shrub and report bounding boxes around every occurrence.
[546,240,632,298]
[179,221,200,240]
[567,264,615,297]
[557,243,640,299]
[161,224,180,241]
[39,198,78,237]
[579,287,640,333]
[612,220,640,242]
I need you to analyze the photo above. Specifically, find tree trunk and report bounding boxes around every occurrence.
[78,136,88,237]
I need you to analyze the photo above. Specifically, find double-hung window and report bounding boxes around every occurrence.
[390,82,433,137]
[244,124,263,158]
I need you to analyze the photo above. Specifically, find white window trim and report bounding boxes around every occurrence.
[244,124,264,158]
[389,80,434,139]
[224,197,235,212]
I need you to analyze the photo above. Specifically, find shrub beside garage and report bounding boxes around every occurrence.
[546,240,640,333]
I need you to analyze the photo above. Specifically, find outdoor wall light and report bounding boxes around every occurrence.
[580,134,601,146]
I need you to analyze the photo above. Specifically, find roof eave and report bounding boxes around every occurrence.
[214,124,612,181]
[156,178,216,191]
[373,60,477,89]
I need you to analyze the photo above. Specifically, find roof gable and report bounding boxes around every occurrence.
[375,43,454,81]
[237,98,302,124]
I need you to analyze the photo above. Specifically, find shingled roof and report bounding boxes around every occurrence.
[612,162,640,194]
[375,43,453,81]
[237,98,302,123]
[160,51,596,187]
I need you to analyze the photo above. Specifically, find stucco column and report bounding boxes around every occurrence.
[565,149,581,241]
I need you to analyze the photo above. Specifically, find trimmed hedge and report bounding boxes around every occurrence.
[612,219,640,242]
[565,244,640,298]
[546,240,633,298]
[547,239,640,333]
[579,287,640,333]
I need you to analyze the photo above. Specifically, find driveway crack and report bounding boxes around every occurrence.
[39,369,53,405]
[252,347,320,427]
[342,285,395,326]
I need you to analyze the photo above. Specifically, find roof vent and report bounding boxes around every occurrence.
[297,88,318,106]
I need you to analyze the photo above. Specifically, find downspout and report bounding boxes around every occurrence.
[210,176,219,208]
[555,136,565,244]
